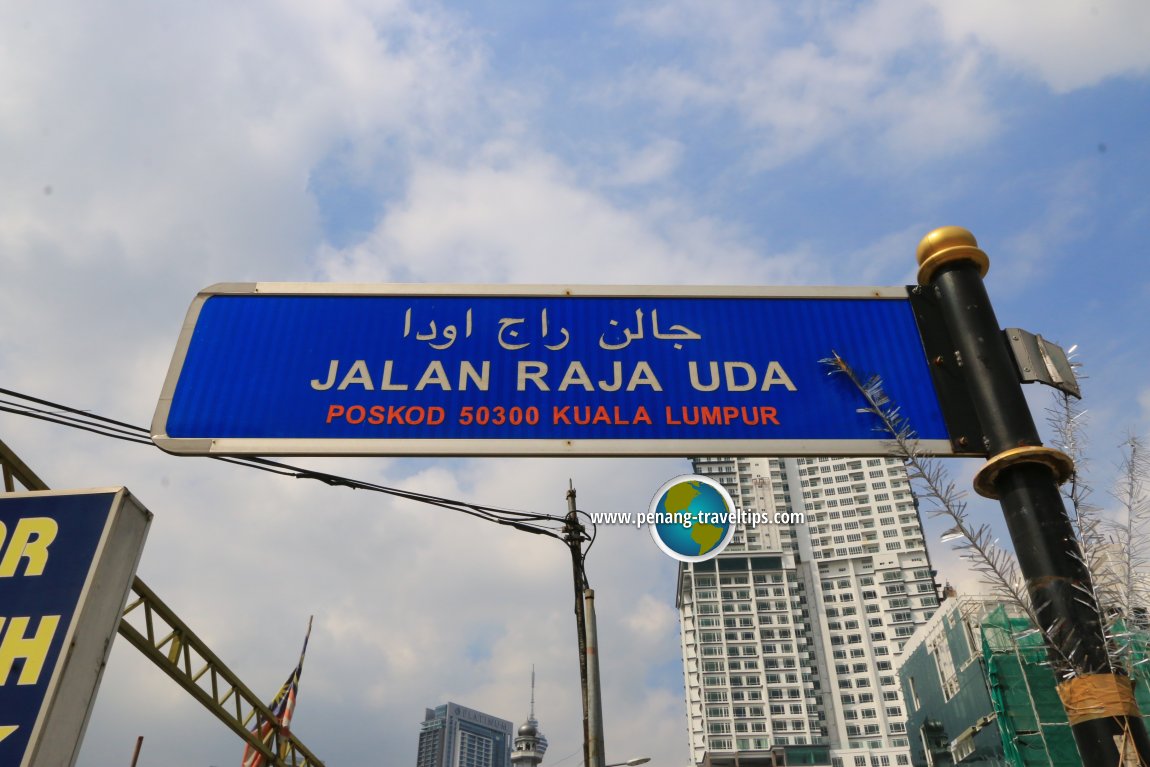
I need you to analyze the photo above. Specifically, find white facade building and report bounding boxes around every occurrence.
[677,455,941,767]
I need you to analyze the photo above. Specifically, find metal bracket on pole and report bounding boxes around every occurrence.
[1004,328,1081,398]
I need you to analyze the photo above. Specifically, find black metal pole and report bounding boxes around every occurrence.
[917,227,1150,766]
[565,482,592,767]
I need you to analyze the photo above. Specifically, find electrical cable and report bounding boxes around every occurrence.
[0,387,579,541]
[575,509,597,589]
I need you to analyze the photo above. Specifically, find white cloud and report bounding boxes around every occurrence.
[614,0,999,169]
[623,593,678,638]
[601,138,686,188]
[928,0,1150,92]
[620,0,784,54]
[830,223,932,286]
[0,0,485,419]
[319,148,814,285]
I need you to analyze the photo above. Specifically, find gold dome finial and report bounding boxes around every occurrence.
[916,226,989,285]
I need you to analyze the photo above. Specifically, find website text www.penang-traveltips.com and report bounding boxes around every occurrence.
[590,509,806,528]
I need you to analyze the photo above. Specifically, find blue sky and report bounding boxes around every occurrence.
[1,1,1149,766]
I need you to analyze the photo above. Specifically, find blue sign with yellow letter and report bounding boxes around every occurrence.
[153,284,963,456]
[0,489,150,767]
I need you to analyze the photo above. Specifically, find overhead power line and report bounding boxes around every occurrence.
[0,387,587,542]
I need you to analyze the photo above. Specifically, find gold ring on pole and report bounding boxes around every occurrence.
[972,445,1075,499]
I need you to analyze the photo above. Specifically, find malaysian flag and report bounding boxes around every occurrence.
[242,616,313,767]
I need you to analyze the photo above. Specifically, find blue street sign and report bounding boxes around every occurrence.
[152,284,962,456]
[0,489,150,767]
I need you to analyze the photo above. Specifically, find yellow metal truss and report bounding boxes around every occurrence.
[0,437,325,767]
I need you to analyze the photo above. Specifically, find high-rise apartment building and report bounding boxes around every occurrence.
[677,456,941,767]
[417,702,515,767]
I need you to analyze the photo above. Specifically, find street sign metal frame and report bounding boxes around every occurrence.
[152,282,976,458]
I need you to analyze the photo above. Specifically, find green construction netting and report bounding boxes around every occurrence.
[980,606,1150,766]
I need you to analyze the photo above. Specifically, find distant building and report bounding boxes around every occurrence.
[895,594,1150,766]
[417,702,515,767]
[511,669,548,767]
[895,596,1014,765]
[678,455,941,767]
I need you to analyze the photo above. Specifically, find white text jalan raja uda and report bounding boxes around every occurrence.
[309,359,798,393]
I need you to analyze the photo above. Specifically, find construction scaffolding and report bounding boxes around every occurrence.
[980,606,1150,766]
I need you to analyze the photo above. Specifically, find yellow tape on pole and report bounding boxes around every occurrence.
[1056,674,1141,725]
